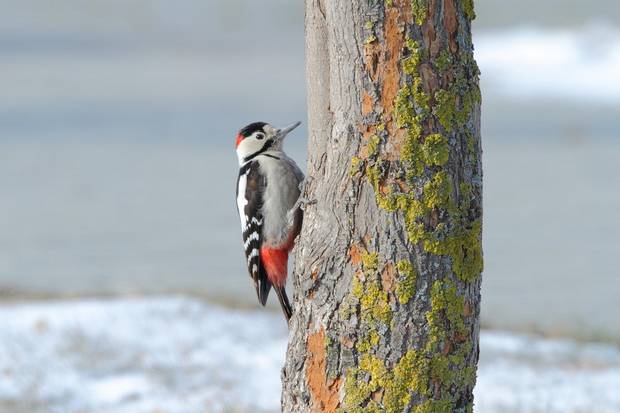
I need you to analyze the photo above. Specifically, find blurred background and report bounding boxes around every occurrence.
[0,1,619,412]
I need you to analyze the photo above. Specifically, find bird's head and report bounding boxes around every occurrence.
[235,121,301,164]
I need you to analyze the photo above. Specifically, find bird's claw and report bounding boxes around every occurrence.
[296,176,317,211]
[296,196,317,211]
[287,176,317,224]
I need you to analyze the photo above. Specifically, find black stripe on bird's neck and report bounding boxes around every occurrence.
[239,161,253,175]
[243,140,275,163]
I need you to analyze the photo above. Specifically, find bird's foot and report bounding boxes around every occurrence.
[287,197,316,224]
[298,175,314,193]
[287,177,317,224]
[294,196,317,212]
[296,176,317,211]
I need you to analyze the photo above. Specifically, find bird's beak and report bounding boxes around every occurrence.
[276,121,301,140]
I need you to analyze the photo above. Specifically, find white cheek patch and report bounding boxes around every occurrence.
[237,136,269,165]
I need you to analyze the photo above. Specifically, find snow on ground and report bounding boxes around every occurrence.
[476,332,620,413]
[0,297,618,413]
[0,298,287,413]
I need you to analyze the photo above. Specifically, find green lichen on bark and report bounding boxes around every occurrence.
[344,0,481,410]
[364,134,393,209]
[427,280,467,344]
[462,0,476,20]
[421,134,450,167]
[360,250,379,274]
[348,249,392,327]
[356,330,380,353]
[341,248,398,411]
[353,276,393,326]
[371,39,482,284]
[367,135,381,157]
[341,279,477,412]
[395,260,418,304]
[423,171,452,210]
[364,15,378,44]
[433,52,482,133]
[365,34,378,44]
[385,0,427,24]
[436,49,453,72]
[418,281,477,410]
[350,156,363,177]
[396,39,435,184]
[424,219,483,283]
[434,89,457,132]
[342,350,430,412]
[434,86,479,133]
[411,0,428,25]
[403,39,422,75]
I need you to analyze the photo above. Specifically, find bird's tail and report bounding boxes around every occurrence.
[274,285,293,322]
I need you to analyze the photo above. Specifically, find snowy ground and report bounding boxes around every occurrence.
[0,298,619,413]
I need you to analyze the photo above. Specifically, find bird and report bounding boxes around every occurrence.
[235,121,304,321]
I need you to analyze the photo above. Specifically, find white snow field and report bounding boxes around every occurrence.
[0,298,619,413]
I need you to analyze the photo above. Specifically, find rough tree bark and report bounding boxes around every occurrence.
[283,0,482,412]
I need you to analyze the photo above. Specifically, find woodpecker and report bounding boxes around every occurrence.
[235,121,304,321]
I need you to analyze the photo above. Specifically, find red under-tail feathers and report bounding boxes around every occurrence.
[260,247,289,287]
[260,244,294,321]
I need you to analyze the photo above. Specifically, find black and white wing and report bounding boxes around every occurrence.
[236,161,271,305]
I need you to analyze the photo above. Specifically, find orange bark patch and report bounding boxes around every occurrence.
[358,124,381,158]
[382,127,407,162]
[443,0,459,53]
[420,63,439,96]
[360,123,378,140]
[358,1,416,166]
[429,208,440,229]
[349,244,362,266]
[463,301,473,316]
[360,0,413,134]
[396,178,410,193]
[306,329,342,413]
[364,41,381,82]
[455,332,469,343]
[341,336,355,349]
[362,91,374,116]
[422,0,444,58]
[381,262,396,293]
[423,20,439,58]
[380,6,405,127]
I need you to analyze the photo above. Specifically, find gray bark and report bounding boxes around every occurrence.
[283,1,482,412]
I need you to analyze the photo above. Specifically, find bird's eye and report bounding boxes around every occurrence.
[255,133,265,140]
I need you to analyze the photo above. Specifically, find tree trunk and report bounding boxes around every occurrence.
[283,0,482,412]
